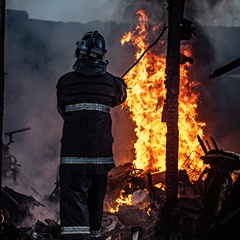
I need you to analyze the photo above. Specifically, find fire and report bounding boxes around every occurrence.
[108,190,132,213]
[178,48,206,164]
[121,10,206,173]
[108,9,207,213]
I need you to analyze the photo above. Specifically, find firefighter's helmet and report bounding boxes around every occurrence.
[75,30,107,62]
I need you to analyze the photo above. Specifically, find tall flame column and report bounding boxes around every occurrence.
[164,0,181,199]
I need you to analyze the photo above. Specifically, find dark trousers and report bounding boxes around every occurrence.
[60,166,108,240]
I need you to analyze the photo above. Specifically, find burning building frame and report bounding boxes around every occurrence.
[0,0,240,239]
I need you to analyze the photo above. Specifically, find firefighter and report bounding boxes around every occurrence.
[56,30,127,240]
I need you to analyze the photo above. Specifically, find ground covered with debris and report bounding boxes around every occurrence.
[2,141,240,239]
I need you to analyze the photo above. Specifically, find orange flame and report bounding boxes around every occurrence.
[121,10,206,173]
[108,190,132,213]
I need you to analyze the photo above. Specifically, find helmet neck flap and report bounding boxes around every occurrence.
[73,58,108,76]
[73,30,108,75]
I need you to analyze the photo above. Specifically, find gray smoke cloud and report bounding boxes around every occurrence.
[193,0,240,27]
[6,0,168,24]
[189,1,240,152]
[6,0,240,26]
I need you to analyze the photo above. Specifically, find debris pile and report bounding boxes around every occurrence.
[1,136,240,239]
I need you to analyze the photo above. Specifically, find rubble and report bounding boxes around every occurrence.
[1,136,240,239]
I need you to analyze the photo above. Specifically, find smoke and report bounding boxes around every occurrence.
[6,0,168,24]
[192,0,240,27]
[6,0,240,27]
[6,0,118,23]
[187,1,240,152]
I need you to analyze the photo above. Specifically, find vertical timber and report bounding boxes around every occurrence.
[0,0,5,209]
[165,0,181,199]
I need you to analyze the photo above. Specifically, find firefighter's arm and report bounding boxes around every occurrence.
[115,77,127,106]
[118,78,127,105]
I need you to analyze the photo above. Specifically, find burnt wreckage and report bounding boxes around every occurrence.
[0,129,60,239]
[1,134,240,239]
[2,128,31,183]
[156,137,240,240]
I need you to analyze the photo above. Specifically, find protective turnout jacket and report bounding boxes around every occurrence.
[56,71,127,174]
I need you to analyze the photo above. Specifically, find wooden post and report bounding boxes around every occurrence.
[165,0,181,199]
